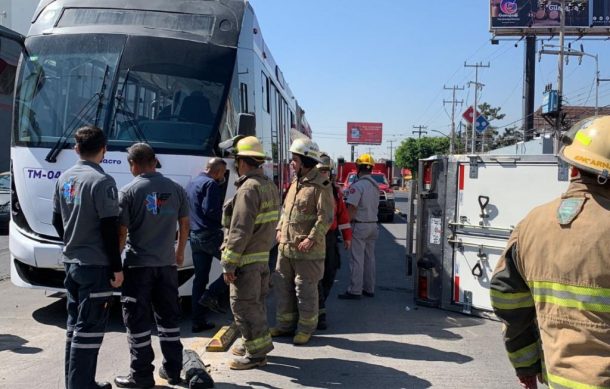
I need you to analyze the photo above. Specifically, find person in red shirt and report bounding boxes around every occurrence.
[316,153,352,330]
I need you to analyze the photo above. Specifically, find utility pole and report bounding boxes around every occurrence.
[465,61,490,154]
[555,0,566,154]
[412,125,428,139]
[387,139,397,162]
[444,85,464,154]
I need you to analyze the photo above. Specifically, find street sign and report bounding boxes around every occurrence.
[475,115,490,133]
[462,106,481,123]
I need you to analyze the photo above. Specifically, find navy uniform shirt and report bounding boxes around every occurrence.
[119,172,189,267]
[186,172,223,231]
[53,160,119,266]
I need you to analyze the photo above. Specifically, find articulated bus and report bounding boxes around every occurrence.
[0,0,312,295]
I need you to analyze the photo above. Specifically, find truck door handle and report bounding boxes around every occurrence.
[478,195,490,218]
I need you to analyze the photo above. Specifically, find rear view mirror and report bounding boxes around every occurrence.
[237,113,255,136]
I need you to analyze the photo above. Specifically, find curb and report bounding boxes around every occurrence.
[205,323,239,352]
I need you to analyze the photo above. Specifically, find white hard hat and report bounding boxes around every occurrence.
[289,138,322,162]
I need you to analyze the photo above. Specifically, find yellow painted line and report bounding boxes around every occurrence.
[205,323,239,352]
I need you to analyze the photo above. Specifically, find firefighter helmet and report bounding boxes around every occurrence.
[316,152,334,171]
[355,153,375,167]
[235,136,266,158]
[289,138,322,162]
[559,115,610,180]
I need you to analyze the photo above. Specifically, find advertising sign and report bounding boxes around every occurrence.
[490,0,610,36]
[347,122,383,145]
[462,106,481,124]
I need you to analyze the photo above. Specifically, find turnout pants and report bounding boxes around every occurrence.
[275,255,324,335]
[230,262,273,358]
[64,264,113,389]
[348,223,379,295]
[121,266,183,381]
[318,231,340,316]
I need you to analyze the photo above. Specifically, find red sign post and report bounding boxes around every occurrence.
[347,122,383,145]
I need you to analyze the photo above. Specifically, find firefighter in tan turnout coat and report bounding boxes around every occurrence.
[220,136,280,370]
[490,115,610,389]
[272,138,335,345]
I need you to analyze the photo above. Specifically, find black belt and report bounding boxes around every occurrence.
[353,220,377,223]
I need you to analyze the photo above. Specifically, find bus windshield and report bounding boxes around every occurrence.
[13,34,124,148]
[14,34,236,155]
[108,36,235,154]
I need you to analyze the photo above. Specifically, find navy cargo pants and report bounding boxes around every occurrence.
[318,230,340,316]
[121,266,183,381]
[64,263,113,389]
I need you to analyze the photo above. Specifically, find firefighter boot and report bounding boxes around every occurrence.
[293,332,311,345]
[229,356,268,370]
[231,342,246,357]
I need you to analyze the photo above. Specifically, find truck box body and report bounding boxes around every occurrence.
[412,154,570,317]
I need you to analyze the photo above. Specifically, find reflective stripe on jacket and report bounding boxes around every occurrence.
[221,168,280,272]
[490,177,610,388]
[277,168,335,260]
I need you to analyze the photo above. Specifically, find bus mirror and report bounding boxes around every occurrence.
[237,113,255,136]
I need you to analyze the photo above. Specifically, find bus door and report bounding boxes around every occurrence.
[0,26,25,173]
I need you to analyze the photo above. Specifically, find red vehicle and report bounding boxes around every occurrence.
[336,161,395,222]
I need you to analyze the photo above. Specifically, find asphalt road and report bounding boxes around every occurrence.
[0,198,527,388]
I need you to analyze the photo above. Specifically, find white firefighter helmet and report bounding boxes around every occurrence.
[289,138,322,162]
[316,152,334,172]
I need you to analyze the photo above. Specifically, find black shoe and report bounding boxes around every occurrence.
[96,382,112,389]
[192,321,215,333]
[338,291,361,300]
[159,366,182,385]
[114,375,155,388]
[199,294,227,314]
[317,316,327,330]
[363,291,375,297]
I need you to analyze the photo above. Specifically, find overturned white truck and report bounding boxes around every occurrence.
[410,152,570,318]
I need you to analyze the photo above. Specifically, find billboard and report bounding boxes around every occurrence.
[347,122,382,145]
[490,0,610,36]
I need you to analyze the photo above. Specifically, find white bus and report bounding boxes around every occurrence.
[0,0,311,295]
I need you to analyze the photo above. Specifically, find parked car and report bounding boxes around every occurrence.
[0,172,9,231]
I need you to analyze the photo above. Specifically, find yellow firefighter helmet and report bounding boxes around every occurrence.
[235,136,266,158]
[559,115,610,180]
[355,153,375,167]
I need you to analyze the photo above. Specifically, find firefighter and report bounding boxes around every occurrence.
[316,153,352,330]
[52,126,122,389]
[114,143,189,388]
[221,136,280,370]
[490,116,610,389]
[272,138,334,345]
[339,153,380,300]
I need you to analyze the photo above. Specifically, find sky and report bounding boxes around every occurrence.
[248,0,610,161]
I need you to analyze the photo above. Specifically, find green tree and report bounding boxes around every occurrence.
[395,136,450,175]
